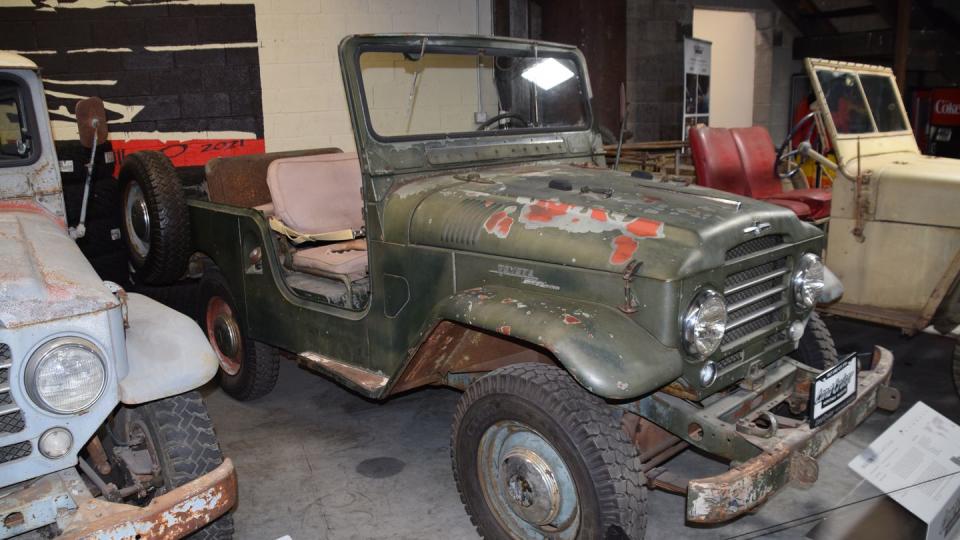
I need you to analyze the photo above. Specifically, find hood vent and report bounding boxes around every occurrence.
[440,199,508,247]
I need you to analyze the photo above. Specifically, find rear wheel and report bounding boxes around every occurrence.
[952,341,960,398]
[112,392,233,539]
[119,151,191,285]
[452,363,647,539]
[791,312,838,370]
[198,269,279,400]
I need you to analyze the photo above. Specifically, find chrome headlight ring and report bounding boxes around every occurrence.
[24,336,107,415]
[793,253,825,309]
[682,288,728,359]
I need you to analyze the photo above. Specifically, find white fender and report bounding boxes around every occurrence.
[119,293,219,404]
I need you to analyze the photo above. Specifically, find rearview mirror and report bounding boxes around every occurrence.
[76,97,107,148]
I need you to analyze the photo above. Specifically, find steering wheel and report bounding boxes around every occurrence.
[773,111,835,188]
[478,112,530,130]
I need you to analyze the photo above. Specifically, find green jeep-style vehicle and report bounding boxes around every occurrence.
[118,35,898,538]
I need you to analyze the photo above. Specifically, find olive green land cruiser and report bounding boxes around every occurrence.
[118,35,898,539]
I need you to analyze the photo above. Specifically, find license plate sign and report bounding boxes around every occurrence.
[809,353,858,427]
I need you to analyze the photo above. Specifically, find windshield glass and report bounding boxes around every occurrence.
[815,69,908,134]
[0,80,32,162]
[358,46,589,139]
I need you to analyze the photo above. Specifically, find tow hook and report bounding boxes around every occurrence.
[736,411,778,438]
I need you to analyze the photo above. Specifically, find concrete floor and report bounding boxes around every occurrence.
[200,317,960,540]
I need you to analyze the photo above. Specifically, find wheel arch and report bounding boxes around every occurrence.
[390,286,684,400]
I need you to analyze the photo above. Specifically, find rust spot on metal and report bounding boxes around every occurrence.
[299,352,388,392]
[390,321,553,394]
[610,235,638,265]
[60,459,237,540]
[562,314,581,325]
[483,210,514,239]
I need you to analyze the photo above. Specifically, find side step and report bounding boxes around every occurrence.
[298,352,389,393]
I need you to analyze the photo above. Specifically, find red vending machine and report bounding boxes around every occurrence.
[913,88,960,157]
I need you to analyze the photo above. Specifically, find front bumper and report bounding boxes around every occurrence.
[629,347,896,524]
[686,348,895,523]
[1,459,236,539]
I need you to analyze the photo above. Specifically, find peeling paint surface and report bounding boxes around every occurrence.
[401,162,815,280]
[0,209,116,328]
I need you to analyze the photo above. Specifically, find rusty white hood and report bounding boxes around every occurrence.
[0,207,117,328]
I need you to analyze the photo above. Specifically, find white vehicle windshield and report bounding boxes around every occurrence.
[358,45,590,140]
[0,79,33,162]
[815,69,909,134]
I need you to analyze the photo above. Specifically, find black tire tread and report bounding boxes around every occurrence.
[791,312,839,370]
[952,341,960,399]
[452,363,647,539]
[142,392,234,539]
[120,151,190,285]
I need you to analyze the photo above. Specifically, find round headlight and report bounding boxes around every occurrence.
[793,253,825,309]
[26,337,106,414]
[682,289,727,358]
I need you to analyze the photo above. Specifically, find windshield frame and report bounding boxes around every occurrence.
[0,71,41,169]
[807,59,912,141]
[804,57,918,163]
[352,41,594,144]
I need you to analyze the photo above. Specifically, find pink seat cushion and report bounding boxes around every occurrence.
[266,152,363,235]
[292,243,368,281]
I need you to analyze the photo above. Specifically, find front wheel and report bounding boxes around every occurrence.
[452,363,647,539]
[112,392,233,539]
[790,312,838,370]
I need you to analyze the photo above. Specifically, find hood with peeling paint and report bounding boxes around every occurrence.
[398,163,822,280]
[0,208,117,328]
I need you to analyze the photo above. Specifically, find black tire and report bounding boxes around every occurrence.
[198,269,279,401]
[119,151,191,285]
[790,312,839,370]
[452,363,647,539]
[113,392,233,539]
[952,341,960,399]
[133,279,201,320]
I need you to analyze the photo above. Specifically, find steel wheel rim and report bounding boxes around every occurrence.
[477,420,581,539]
[205,296,243,376]
[123,182,150,261]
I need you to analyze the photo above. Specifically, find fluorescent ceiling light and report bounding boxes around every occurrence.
[521,58,574,91]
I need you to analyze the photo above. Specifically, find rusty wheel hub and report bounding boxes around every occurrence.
[205,297,242,376]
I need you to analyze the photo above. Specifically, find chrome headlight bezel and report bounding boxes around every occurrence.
[792,253,825,309]
[25,336,107,415]
[682,288,728,359]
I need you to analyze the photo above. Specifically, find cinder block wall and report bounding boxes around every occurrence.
[253,0,492,152]
[624,0,798,142]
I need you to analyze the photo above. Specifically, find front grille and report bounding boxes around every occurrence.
[0,343,25,434]
[726,235,784,261]
[0,441,31,464]
[721,255,789,352]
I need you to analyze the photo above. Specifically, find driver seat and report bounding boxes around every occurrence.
[689,125,831,221]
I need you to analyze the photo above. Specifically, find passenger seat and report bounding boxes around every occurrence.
[264,152,367,281]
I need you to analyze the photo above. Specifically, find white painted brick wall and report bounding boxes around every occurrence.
[254,0,492,152]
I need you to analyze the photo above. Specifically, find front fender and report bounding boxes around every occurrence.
[434,286,682,400]
[119,293,219,404]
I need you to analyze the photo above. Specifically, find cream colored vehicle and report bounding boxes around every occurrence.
[780,58,960,338]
